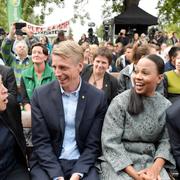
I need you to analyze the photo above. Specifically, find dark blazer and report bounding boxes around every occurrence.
[166,99,180,173]
[30,80,107,179]
[2,99,27,167]
[0,65,27,166]
[81,65,119,105]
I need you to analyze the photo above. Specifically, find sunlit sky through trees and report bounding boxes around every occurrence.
[35,0,158,41]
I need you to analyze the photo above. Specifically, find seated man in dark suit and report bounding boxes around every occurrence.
[30,40,107,180]
[0,74,30,180]
[166,99,180,177]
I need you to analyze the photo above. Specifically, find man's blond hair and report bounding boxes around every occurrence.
[52,40,84,64]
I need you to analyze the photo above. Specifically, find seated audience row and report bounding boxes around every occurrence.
[0,34,180,180]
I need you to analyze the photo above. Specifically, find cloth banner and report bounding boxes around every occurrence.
[21,20,70,34]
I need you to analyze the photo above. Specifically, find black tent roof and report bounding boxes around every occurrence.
[114,5,158,25]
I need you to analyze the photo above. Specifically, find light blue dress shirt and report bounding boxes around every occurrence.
[59,79,82,160]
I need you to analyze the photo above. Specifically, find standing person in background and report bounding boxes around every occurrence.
[115,29,129,46]
[170,32,178,45]
[0,75,30,180]
[155,31,165,46]
[30,40,107,180]
[87,28,99,45]
[53,30,66,46]
[99,54,175,180]
[78,33,88,45]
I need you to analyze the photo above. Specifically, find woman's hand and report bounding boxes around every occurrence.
[138,166,161,180]
[124,165,144,180]
[137,157,165,180]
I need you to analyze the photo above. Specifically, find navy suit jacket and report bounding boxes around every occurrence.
[30,80,107,179]
[166,99,180,173]
[0,65,27,167]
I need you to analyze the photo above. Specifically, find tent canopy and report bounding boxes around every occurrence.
[114,5,158,25]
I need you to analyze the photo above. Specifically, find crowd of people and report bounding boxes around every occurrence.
[0,23,180,180]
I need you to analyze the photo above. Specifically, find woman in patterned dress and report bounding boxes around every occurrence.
[99,54,175,180]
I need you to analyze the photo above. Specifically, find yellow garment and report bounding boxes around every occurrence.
[165,70,180,94]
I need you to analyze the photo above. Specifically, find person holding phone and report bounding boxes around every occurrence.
[1,24,32,88]
[12,23,26,55]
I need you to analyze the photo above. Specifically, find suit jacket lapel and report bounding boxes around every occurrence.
[51,80,65,136]
[75,81,87,131]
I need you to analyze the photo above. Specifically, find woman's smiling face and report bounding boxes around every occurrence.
[93,55,109,75]
[132,57,162,96]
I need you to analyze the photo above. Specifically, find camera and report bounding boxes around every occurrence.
[14,22,27,35]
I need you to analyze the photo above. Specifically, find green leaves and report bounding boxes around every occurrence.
[157,0,180,24]
[0,0,64,30]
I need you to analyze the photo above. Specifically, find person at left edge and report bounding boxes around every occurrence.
[0,75,30,180]
[29,40,107,180]
[0,65,17,100]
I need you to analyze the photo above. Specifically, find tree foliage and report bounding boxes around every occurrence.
[21,0,64,24]
[0,0,179,32]
[0,0,64,30]
[157,0,180,24]
[0,0,8,30]
[164,23,180,38]
[96,24,105,40]
[71,0,90,25]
